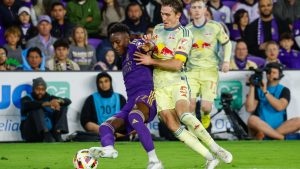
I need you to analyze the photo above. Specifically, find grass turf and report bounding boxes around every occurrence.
[0,141,299,169]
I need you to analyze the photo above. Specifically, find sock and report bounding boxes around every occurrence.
[180,113,219,153]
[174,127,214,160]
[99,123,115,147]
[128,110,155,153]
[148,150,159,162]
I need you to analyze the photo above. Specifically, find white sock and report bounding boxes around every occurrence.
[148,149,159,162]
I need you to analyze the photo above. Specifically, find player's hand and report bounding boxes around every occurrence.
[221,61,230,73]
[133,51,153,65]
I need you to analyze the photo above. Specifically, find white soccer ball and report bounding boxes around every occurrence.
[73,149,99,169]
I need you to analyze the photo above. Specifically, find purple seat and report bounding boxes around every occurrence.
[223,1,237,8]
[248,56,266,69]
[88,38,102,49]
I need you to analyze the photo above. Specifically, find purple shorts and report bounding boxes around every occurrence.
[113,89,157,134]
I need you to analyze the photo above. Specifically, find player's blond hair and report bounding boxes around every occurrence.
[191,0,207,6]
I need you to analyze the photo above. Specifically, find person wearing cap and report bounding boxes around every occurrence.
[16,47,46,71]
[80,72,126,134]
[46,39,80,71]
[246,62,300,140]
[26,15,57,59]
[17,6,38,49]
[66,0,101,37]
[20,77,71,142]
[50,2,74,40]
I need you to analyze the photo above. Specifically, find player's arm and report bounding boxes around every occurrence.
[217,23,232,72]
[134,52,184,71]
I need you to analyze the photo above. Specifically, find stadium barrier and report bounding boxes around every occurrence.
[0,71,299,141]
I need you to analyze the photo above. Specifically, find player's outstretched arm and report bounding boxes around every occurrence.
[221,41,232,73]
[134,51,183,71]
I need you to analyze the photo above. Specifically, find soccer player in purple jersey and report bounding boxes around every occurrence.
[89,23,163,169]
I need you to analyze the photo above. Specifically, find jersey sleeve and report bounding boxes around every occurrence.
[279,87,291,103]
[174,28,193,63]
[216,22,230,45]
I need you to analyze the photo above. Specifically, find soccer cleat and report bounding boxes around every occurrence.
[205,158,219,169]
[215,147,233,164]
[147,160,164,169]
[201,114,211,129]
[89,146,118,159]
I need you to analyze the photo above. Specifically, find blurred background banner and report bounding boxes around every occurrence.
[0,71,299,141]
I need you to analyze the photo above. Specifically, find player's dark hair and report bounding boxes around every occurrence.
[161,0,183,14]
[108,23,130,38]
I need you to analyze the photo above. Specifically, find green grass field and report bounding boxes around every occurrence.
[0,141,299,169]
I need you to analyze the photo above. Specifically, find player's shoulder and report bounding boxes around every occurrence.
[130,39,145,46]
[206,20,222,28]
[154,23,164,30]
[177,25,192,38]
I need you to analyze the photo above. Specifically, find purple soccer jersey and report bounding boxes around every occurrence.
[113,39,157,134]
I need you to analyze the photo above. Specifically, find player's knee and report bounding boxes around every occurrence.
[128,110,145,124]
[201,104,212,114]
[247,115,258,127]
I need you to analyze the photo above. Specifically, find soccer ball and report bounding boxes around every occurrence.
[73,149,98,169]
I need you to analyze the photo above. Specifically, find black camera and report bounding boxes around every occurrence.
[247,67,264,87]
[220,92,233,109]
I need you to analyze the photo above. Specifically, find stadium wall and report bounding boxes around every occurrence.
[0,71,299,141]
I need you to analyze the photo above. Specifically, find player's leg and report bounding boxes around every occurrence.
[248,115,284,140]
[174,83,232,164]
[157,85,216,162]
[89,117,125,159]
[128,100,162,168]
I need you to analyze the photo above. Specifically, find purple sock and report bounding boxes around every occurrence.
[128,110,154,152]
[99,123,115,147]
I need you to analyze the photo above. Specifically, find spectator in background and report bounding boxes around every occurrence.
[27,15,57,59]
[273,0,300,25]
[20,77,71,142]
[100,0,125,37]
[17,6,38,49]
[69,26,96,71]
[244,0,290,58]
[292,18,300,49]
[207,0,231,24]
[122,2,149,35]
[93,49,118,71]
[180,0,191,26]
[0,16,6,46]
[50,2,74,40]
[16,47,46,71]
[246,62,300,140]
[0,0,21,28]
[66,0,101,37]
[3,26,23,66]
[230,39,258,70]
[265,41,281,65]
[96,22,116,62]
[80,72,126,134]
[136,0,162,25]
[278,32,300,69]
[228,9,249,41]
[0,47,15,70]
[32,0,60,17]
[232,0,259,23]
[46,39,80,71]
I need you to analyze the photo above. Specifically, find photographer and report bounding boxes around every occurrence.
[245,62,300,140]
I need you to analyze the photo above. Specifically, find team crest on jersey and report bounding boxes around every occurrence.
[168,33,176,40]
[181,38,188,45]
[178,46,186,50]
